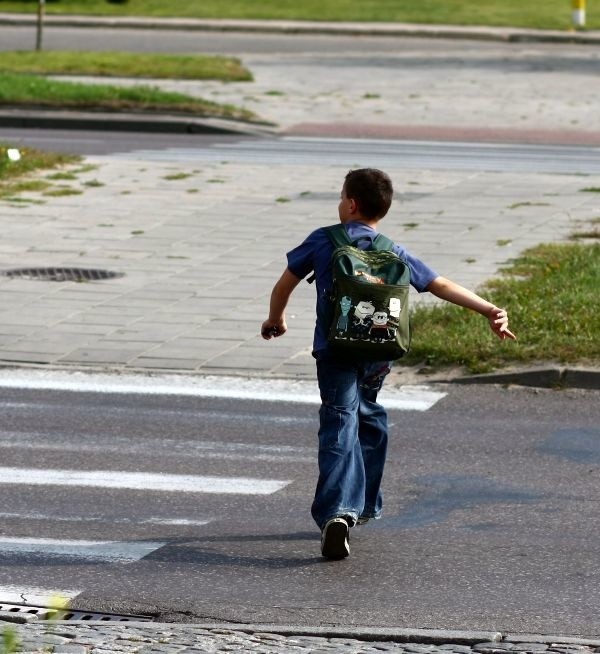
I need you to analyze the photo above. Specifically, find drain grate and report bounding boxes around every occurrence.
[0,602,151,622]
[1,267,124,282]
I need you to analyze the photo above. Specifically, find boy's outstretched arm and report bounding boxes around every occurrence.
[426,276,517,341]
[261,268,302,339]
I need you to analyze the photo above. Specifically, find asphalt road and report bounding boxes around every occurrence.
[1,379,599,635]
[1,23,599,63]
[3,128,600,177]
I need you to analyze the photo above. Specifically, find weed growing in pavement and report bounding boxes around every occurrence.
[42,187,83,197]
[164,172,194,181]
[507,201,551,210]
[1,626,21,654]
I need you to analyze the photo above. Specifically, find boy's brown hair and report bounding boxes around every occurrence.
[344,168,393,219]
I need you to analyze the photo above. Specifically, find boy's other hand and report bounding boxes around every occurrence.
[488,307,517,341]
[261,319,286,340]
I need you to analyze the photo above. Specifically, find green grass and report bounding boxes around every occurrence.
[0,51,252,81]
[0,72,258,121]
[405,242,600,373]
[0,0,596,30]
[0,142,80,197]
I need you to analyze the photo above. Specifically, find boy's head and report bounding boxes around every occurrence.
[341,168,393,221]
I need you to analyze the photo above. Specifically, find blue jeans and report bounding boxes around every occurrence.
[311,355,391,530]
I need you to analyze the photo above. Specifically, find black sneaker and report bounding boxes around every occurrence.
[321,517,350,559]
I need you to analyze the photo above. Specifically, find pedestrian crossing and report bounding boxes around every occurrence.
[0,370,446,613]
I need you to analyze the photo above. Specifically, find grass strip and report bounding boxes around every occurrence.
[1,0,595,30]
[405,242,600,373]
[0,51,252,82]
[0,143,81,198]
[0,72,257,121]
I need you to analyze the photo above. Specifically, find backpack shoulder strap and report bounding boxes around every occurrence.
[323,223,352,249]
[372,232,395,252]
[306,224,349,285]
[325,224,396,251]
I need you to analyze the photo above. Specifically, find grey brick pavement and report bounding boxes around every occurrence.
[3,620,600,654]
[0,157,598,379]
[2,27,600,379]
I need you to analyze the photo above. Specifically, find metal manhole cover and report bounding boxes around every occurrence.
[1,267,124,282]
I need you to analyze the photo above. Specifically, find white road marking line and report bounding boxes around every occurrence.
[0,585,80,606]
[0,369,446,411]
[0,431,314,463]
[0,467,290,495]
[0,511,211,527]
[0,537,164,562]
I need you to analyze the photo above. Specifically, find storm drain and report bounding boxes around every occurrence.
[1,267,124,282]
[0,602,151,622]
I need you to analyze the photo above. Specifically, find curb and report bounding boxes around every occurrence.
[453,366,600,390]
[1,13,600,44]
[1,361,599,391]
[0,108,276,136]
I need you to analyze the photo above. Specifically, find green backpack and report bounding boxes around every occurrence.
[325,223,411,361]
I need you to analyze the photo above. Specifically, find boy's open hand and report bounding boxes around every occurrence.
[488,307,517,341]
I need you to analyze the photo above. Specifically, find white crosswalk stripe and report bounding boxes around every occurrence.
[0,369,447,411]
[0,537,165,563]
[0,467,290,495]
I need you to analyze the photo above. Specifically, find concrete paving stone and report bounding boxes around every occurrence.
[202,358,285,373]
[0,350,60,364]
[7,338,92,354]
[53,645,89,654]
[58,314,137,327]
[58,348,150,364]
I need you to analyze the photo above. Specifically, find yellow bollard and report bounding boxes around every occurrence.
[572,0,586,28]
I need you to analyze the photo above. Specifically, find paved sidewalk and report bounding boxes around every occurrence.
[0,148,598,382]
[1,19,600,384]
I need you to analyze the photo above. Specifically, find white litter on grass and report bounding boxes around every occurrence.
[0,369,446,411]
[6,148,21,162]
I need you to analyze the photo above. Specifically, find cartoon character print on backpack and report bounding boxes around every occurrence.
[352,300,375,338]
[334,296,401,344]
[335,296,353,335]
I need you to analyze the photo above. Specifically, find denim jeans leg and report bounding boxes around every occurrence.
[311,358,366,529]
[357,362,390,519]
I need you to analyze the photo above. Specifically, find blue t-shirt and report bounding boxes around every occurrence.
[286,221,439,355]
